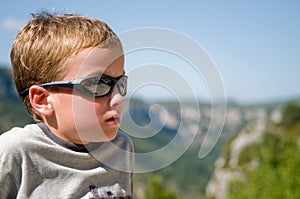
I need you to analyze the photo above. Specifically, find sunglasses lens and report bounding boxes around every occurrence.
[117,76,127,96]
[80,75,127,97]
[80,76,112,97]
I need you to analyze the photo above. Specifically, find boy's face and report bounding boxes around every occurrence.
[48,46,125,144]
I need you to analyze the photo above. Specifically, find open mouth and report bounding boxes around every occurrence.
[105,117,120,124]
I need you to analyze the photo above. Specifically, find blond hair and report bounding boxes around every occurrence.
[11,11,122,122]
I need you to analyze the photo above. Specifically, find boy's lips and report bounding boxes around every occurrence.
[104,112,121,125]
[105,117,120,124]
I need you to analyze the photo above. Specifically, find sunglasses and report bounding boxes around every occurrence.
[20,74,128,98]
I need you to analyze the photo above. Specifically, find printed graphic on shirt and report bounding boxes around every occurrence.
[84,183,132,199]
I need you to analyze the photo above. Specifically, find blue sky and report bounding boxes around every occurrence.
[0,0,299,104]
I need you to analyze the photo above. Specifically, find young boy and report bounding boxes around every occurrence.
[0,11,133,198]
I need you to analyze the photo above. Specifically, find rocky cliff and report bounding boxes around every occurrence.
[206,102,300,199]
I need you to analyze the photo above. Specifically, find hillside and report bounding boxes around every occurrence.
[0,67,33,132]
[1,66,298,198]
[206,102,300,199]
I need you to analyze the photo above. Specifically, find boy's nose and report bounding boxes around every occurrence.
[109,86,124,109]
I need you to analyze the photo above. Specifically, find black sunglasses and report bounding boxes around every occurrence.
[20,74,128,98]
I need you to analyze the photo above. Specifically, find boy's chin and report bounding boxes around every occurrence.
[102,130,118,141]
[75,124,119,143]
[80,130,118,143]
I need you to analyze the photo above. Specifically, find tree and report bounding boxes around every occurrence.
[144,176,178,199]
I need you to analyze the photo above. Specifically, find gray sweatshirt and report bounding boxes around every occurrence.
[0,123,133,199]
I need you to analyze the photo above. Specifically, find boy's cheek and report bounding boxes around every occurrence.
[75,123,117,142]
[71,100,118,142]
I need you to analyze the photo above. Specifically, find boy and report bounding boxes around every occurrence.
[0,11,133,198]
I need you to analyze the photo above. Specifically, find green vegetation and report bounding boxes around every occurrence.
[133,140,222,198]
[0,96,33,133]
[144,176,178,199]
[281,102,300,128]
[228,103,300,199]
[0,66,33,133]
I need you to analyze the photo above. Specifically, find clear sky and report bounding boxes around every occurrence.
[0,0,299,104]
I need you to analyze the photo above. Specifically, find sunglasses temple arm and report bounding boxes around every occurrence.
[20,82,74,96]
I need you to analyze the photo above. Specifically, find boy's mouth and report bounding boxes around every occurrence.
[104,111,121,125]
[105,117,120,125]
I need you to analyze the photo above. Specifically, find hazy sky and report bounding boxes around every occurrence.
[0,0,299,104]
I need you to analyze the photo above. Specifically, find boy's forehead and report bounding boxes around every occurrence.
[66,46,124,78]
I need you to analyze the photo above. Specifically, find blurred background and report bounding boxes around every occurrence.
[1,1,300,198]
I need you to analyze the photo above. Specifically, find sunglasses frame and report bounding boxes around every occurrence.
[20,74,128,98]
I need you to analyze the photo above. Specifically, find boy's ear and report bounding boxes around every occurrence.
[29,85,54,116]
